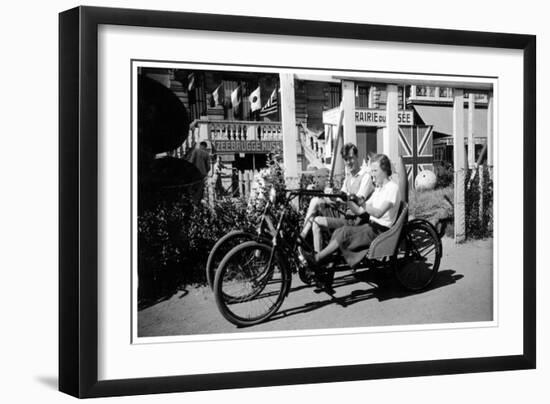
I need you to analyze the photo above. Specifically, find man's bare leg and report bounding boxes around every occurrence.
[311,216,347,252]
[300,197,324,239]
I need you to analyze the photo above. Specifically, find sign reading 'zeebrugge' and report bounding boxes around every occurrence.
[323,108,414,126]
[214,140,283,154]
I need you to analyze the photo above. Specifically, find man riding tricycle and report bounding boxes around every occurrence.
[208,152,442,327]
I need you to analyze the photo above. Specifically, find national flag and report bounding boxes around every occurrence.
[398,125,434,189]
[249,86,261,112]
[260,88,278,117]
[231,85,241,109]
[212,84,223,106]
[187,72,195,92]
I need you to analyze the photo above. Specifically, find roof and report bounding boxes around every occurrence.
[413,105,488,139]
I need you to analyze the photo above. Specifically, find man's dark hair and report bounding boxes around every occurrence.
[200,141,208,148]
[341,143,358,158]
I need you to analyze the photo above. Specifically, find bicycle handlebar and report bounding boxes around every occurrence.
[285,188,363,203]
[286,188,345,198]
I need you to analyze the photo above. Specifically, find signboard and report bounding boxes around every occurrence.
[434,137,488,146]
[220,154,235,162]
[355,110,414,126]
[322,107,414,126]
[213,140,283,154]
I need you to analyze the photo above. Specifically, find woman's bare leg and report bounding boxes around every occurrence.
[315,239,340,263]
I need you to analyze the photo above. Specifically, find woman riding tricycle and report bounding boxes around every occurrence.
[210,153,442,327]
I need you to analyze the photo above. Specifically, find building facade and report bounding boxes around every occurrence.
[141,67,493,190]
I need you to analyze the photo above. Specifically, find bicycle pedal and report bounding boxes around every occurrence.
[313,284,335,295]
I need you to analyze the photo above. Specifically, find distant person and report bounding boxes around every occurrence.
[189,141,211,176]
[212,155,226,199]
[188,141,211,201]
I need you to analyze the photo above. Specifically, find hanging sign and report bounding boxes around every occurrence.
[213,140,283,154]
[323,108,414,126]
[354,110,414,126]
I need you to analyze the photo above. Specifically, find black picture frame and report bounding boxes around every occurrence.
[59,5,536,398]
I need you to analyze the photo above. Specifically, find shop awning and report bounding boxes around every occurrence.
[413,105,488,139]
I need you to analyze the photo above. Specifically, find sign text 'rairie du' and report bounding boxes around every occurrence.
[354,110,414,126]
[323,108,414,127]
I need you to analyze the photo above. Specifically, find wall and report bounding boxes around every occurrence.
[1,1,547,403]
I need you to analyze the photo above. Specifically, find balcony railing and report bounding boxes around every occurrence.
[170,118,328,167]
[206,120,282,142]
[408,85,488,104]
[175,119,283,157]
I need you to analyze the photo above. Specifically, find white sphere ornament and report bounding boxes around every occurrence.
[415,170,437,191]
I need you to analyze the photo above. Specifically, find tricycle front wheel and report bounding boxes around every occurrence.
[206,230,257,290]
[214,241,290,327]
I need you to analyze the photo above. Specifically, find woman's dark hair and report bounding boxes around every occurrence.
[371,154,392,177]
[341,143,358,158]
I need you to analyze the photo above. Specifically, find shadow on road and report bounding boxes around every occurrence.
[263,268,463,325]
[139,288,189,310]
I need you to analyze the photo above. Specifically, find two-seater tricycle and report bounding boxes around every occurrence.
[206,188,442,327]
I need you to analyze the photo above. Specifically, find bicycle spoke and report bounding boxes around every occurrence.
[215,241,288,325]
[394,223,441,291]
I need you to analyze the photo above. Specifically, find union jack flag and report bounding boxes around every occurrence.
[398,125,434,188]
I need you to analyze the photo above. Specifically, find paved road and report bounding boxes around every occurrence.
[138,237,493,337]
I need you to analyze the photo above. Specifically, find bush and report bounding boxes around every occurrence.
[408,165,493,240]
[434,161,454,189]
[465,165,493,238]
[138,153,290,302]
[409,186,454,236]
[138,195,254,301]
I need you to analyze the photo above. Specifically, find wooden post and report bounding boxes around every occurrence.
[238,171,244,197]
[479,165,484,225]
[342,80,356,145]
[487,92,494,178]
[244,171,251,197]
[396,156,409,204]
[207,176,214,205]
[329,104,345,188]
[279,73,299,189]
[453,89,466,242]
[199,122,209,143]
[385,84,399,165]
[468,93,475,168]
[324,124,332,160]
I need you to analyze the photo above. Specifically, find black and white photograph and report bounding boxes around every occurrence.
[135,63,495,338]
[3,0,546,402]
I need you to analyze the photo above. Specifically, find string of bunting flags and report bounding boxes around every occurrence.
[208,83,278,117]
[182,71,278,118]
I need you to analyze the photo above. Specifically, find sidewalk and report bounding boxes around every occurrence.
[138,237,493,337]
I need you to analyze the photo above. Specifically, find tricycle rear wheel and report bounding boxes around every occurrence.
[392,220,441,291]
[206,230,257,290]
